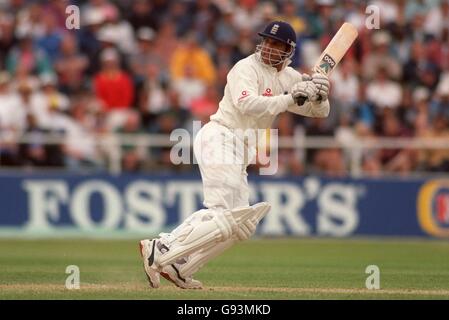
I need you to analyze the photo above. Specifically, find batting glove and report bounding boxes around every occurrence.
[291,81,318,106]
[311,72,330,101]
[301,73,312,81]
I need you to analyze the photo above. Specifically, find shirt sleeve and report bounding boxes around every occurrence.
[227,62,294,117]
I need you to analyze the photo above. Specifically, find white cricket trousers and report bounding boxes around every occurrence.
[193,120,255,210]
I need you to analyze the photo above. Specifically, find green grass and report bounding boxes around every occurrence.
[1,238,449,299]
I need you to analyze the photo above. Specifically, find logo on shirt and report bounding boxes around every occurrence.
[238,90,249,101]
[270,24,279,35]
[262,88,273,96]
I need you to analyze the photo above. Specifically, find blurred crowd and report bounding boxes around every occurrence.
[0,0,448,176]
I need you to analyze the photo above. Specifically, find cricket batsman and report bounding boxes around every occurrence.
[139,21,330,289]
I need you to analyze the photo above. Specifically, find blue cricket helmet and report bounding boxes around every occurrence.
[258,21,297,48]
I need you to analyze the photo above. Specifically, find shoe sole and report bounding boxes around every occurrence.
[160,270,182,288]
[139,240,159,288]
[160,266,203,290]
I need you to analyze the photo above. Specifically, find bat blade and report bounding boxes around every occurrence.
[294,22,358,107]
[313,22,358,75]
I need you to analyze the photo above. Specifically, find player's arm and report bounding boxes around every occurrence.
[228,64,294,117]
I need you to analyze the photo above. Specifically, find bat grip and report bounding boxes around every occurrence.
[296,95,323,106]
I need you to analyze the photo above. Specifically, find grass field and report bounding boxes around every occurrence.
[1,238,449,299]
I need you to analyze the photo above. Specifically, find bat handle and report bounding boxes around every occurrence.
[296,94,323,106]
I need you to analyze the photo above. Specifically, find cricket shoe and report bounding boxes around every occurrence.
[139,239,162,288]
[160,263,203,289]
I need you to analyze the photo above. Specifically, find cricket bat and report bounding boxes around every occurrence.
[296,22,358,105]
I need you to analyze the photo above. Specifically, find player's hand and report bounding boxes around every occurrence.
[301,73,312,81]
[311,72,330,101]
[291,81,318,106]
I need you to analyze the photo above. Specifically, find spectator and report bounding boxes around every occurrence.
[371,0,400,26]
[116,110,146,172]
[128,27,161,83]
[344,1,368,32]
[190,0,221,46]
[81,0,118,22]
[0,72,23,165]
[64,104,102,171]
[15,2,45,39]
[99,5,136,55]
[92,28,127,74]
[300,0,324,40]
[313,148,347,177]
[232,27,257,63]
[354,82,376,130]
[257,2,277,30]
[152,21,179,72]
[139,63,169,127]
[405,0,431,22]
[331,58,360,113]
[152,110,180,171]
[78,8,104,68]
[391,28,412,68]
[366,67,402,110]
[190,84,219,123]
[417,116,449,172]
[363,31,402,81]
[403,40,441,89]
[35,13,63,61]
[214,6,238,46]
[126,0,160,32]
[362,155,383,177]
[94,48,134,130]
[54,33,89,94]
[15,81,43,128]
[6,31,52,76]
[424,0,449,38]
[378,110,411,168]
[0,72,24,133]
[19,114,48,167]
[0,12,15,69]
[43,0,71,29]
[277,1,306,35]
[335,113,357,148]
[33,73,70,130]
[233,0,263,31]
[170,32,216,85]
[172,65,206,110]
[396,87,416,131]
[430,73,449,120]
[164,89,191,130]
